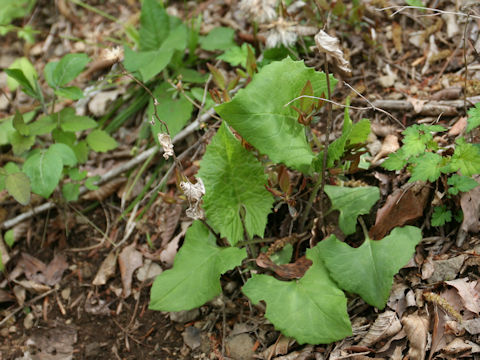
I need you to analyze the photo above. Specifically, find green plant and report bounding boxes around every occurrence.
[149,58,422,344]
[381,119,480,227]
[0,53,116,204]
[0,0,38,43]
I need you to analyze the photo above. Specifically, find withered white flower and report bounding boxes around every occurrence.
[157,133,174,160]
[103,46,124,63]
[180,178,205,220]
[239,0,277,24]
[264,18,298,48]
[314,30,351,74]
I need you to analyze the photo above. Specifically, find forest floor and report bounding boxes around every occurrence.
[1,0,480,359]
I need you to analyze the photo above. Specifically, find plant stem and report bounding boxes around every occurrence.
[298,53,334,233]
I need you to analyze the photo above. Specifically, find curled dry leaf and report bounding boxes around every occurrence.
[255,253,312,279]
[445,278,480,314]
[369,182,430,240]
[359,310,402,347]
[372,134,400,165]
[402,312,429,360]
[408,97,427,113]
[43,254,68,286]
[442,338,472,355]
[314,30,351,75]
[180,178,205,220]
[82,177,127,201]
[92,250,117,286]
[158,133,174,160]
[118,243,143,298]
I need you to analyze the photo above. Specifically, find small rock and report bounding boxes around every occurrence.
[169,308,200,323]
[226,333,255,360]
[182,326,201,350]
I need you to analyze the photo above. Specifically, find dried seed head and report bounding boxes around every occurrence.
[314,30,351,75]
[180,178,205,220]
[239,0,277,24]
[264,18,298,48]
[157,133,174,159]
[103,46,124,63]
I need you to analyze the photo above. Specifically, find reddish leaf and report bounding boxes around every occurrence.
[256,253,312,279]
[369,182,430,240]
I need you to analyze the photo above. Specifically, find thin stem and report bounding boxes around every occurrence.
[298,174,322,233]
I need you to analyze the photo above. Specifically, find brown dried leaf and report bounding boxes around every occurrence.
[392,22,403,53]
[369,182,430,240]
[402,312,429,360]
[256,253,312,279]
[372,134,400,165]
[82,177,127,201]
[463,318,480,335]
[15,279,51,293]
[43,254,68,286]
[19,253,47,283]
[92,251,118,286]
[445,278,480,314]
[118,243,143,298]
[460,175,480,234]
[359,310,402,347]
[442,338,472,355]
[315,30,351,75]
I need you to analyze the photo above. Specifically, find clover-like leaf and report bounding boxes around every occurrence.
[149,221,246,311]
[450,138,480,176]
[324,185,380,235]
[242,244,352,344]
[317,226,422,309]
[215,57,337,173]
[467,102,480,132]
[198,123,274,245]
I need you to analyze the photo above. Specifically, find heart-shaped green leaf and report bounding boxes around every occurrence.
[198,123,274,245]
[215,57,337,173]
[149,221,246,311]
[317,226,422,309]
[324,185,380,235]
[243,244,352,344]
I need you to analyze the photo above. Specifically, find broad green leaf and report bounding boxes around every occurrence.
[4,68,37,98]
[317,226,422,309]
[147,82,193,138]
[197,123,274,245]
[269,243,293,265]
[51,53,90,87]
[85,175,100,190]
[57,108,97,132]
[72,140,89,163]
[68,167,87,181]
[149,221,246,311]
[28,115,56,135]
[243,245,351,344]
[467,103,480,132]
[176,68,209,83]
[52,128,76,146]
[431,205,452,226]
[409,152,444,182]
[4,229,15,248]
[450,138,480,176]
[139,0,169,51]
[12,110,29,136]
[6,57,37,91]
[48,143,77,167]
[447,174,479,195]
[124,23,187,81]
[9,131,35,155]
[5,172,31,205]
[54,86,84,100]
[86,130,118,152]
[62,182,80,202]
[215,58,337,173]
[401,124,445,157]
[324,185,379,235]
[200,27,236,51]
[23,148,63,198]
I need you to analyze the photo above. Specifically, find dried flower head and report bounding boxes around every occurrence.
[180,178,205,220]
[264,18,298,48]
[157,133,174,160]
[314,30,351,75]
[103,46,124,63]
[239,0,277,24]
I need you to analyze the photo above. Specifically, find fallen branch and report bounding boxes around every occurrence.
[1,109,214,230]
[352,96,480,116]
